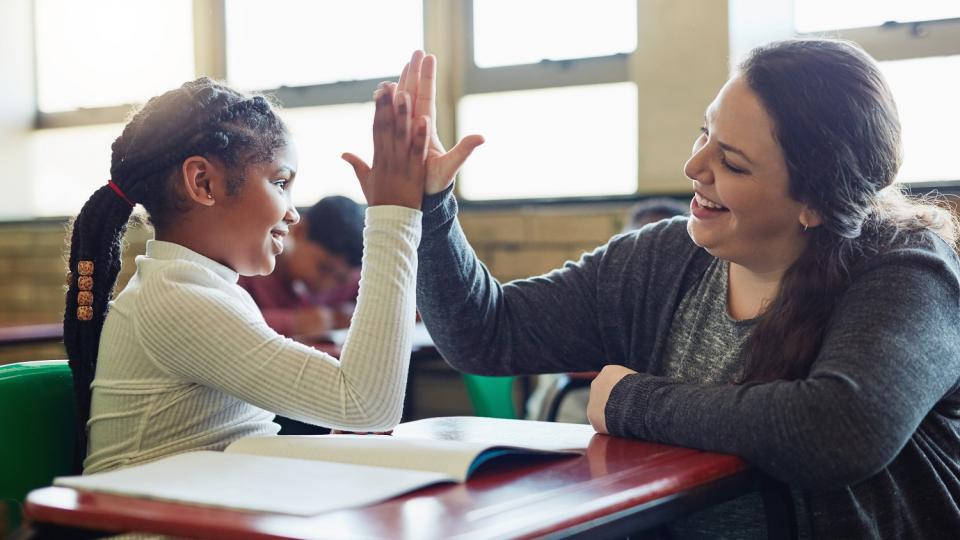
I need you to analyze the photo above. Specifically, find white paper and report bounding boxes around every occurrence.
[55,451,451,516]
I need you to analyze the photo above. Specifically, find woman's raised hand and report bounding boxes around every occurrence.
[397,50,484,195]
[342,85,430,209]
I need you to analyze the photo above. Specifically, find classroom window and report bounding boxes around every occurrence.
[457,83,638,200]
[786,1,960,183]
[34,0,194,112]
[794,1,960,32]
[225,0,422,91]
[279,103,373,206]
[472,0,637,68]
[881,55,960,183]
[28,124,124,217]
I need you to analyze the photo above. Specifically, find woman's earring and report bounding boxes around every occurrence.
[207,193,214,200]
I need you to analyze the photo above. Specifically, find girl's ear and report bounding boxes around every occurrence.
[180,156,223,207]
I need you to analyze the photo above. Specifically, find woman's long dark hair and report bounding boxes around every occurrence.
[737,39,957,382]
[64,78,288,467]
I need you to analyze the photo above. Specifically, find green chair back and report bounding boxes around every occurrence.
[0,360,76,535]
[462,374,517,419]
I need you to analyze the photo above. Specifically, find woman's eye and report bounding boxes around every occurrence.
[272,180,287,190]
[721,158,747,175]
[698,125,709,137]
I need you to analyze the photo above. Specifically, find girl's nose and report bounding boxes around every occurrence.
[285,204,300,226]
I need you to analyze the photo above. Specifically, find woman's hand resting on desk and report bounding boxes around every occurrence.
[587,365,638,434]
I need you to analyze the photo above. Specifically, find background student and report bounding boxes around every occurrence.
[381,41,960,538]
[239,195,364,340]
[64,77,438,474]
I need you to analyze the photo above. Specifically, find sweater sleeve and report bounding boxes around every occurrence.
[605,243,960,490]
[135,206,420,431]
[416,187,608,376]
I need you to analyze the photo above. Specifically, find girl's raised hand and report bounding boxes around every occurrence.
[397,50,484,195]
[342,85,430,209]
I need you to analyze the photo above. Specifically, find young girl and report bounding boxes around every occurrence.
[65,76,437,474]
[395,42,960,538]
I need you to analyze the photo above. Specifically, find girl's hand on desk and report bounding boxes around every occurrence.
[343,85,430,210]
[587,365,638,434]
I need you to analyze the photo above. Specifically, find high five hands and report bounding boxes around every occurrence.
[343,50,485,203]
[342,85,429,209]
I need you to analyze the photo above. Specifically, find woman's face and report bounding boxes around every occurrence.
[216,142,301,276]
[684,74,816,273]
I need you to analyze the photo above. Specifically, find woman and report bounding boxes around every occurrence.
[391,41,960,538]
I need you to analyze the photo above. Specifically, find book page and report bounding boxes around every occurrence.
[227,435,504,482]
[55,451,451,516]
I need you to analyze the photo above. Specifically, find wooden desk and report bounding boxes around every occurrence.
[0,323,62,347]
[24,417,755,539]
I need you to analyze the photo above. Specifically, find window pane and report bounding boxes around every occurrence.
[795,0,960,32]
[457,83,637,200]
[226,0,422,90]
[29,124,123,217]
[35,0,194,112]
[280,104,373,206]
[881,55,960,183]
[473,0,636,68]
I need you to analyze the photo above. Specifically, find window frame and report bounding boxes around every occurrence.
[797,13,960,188]
[30,1,960,207]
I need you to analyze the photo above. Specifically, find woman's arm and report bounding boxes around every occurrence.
[416,187,610,376]
[600,246,960,490]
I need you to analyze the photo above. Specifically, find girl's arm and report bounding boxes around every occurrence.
[136,88,428,432]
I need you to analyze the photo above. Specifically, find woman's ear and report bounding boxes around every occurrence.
[799,206,823,230]
[180,156,222,207]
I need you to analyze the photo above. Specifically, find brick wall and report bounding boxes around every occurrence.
[0,204,630,363]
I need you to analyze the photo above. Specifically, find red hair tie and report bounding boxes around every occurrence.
[107,180,136,207]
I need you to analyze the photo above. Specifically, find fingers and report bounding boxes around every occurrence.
[393,91,412,158]
[411,116,431,162]
[418,54,437,119]
[406,50,424,114]
[439,134,485,177]
[372,87,396,165]
[341,153,371,181]
[397,62,410,96]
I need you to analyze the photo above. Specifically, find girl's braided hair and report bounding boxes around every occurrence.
[64,78,288,468]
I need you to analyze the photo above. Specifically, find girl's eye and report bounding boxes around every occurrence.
[272,180,288,191]
[698,126,709,138]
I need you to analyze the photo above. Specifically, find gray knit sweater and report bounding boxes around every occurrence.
[416,188,960,539]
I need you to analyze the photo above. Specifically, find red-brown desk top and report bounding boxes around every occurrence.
[25,417,751,540]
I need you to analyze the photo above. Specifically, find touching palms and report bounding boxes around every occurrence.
[344,50,484,198]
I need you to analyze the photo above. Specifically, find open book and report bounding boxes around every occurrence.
[55,417,593,516]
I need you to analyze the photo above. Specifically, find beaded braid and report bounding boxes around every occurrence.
[63,78,288,468]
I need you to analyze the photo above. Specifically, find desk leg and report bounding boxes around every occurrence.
[760,477,798,540]
[10,522,109,540]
